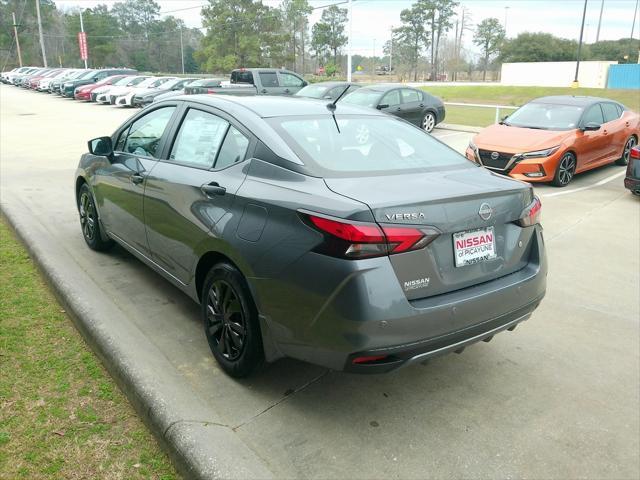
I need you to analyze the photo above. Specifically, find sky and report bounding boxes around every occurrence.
[53,0,640,57]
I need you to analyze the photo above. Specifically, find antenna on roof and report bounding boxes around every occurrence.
[326,84,352,134]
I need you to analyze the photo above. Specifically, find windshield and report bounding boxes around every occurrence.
[269,115,470,177]
[114,76,136,86]
[505,102,584,130]
[136,77,160,88]
[341,90,382,108]
[128,76,149,86]
[296,85,331,99]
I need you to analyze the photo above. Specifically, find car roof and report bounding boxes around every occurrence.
[354,83,415,93]
[531,95,621,107]
[305,81,359,88]
[182,94,385,118]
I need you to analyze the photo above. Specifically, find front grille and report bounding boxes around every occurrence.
[478,150,513,170]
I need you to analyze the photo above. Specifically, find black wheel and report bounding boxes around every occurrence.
[552,152,576,187]
[77,183,113,251]
[616,136,637,166]
[421,112,436,133]
[202,263,264,378]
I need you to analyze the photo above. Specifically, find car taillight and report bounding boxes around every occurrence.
[518,196,541,227]
[207,88,217,94]
[305,214,439,259]
[630,146,640,160]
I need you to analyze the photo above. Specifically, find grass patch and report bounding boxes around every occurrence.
[421,85,640,127]
[0,219,178,480]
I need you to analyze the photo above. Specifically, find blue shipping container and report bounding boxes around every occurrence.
[607,64,640,90]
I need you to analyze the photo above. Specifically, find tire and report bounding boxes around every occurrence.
[77,183,114,251]
[552,152,577,187]
[616,136,637,166]
[421,112,436,133]
[201,263,264,378]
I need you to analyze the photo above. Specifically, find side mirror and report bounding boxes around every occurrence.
[301,80,308,87]
[581,122,601,132]
[501,115,509,122]
[88,136,113,158]
[377,103,389,110]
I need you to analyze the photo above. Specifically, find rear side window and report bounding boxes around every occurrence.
[601,103,621,123]
[120,106,176,158]
[231,70,254,84]
[259,72,279,88]
[279,72,304,87]
[215,127,250,169]
[170,109,229,168]
[582,105,604,126]
[401,89,421,103]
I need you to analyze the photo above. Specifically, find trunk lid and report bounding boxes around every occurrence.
[324,167,535,300]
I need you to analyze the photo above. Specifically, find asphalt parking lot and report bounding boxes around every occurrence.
[1,85,638,479]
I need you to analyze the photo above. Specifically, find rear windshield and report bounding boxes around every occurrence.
[296,85,331,99]
[268,115,471,177]
[341,90,383,108]
[505,103,584,130]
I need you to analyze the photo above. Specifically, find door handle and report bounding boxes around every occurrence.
[261,89,267,94]
[603,130,608,135]
[201,182,226,197]
[284,88,290,94]
[419,103,424,107]
[131,173,145,185]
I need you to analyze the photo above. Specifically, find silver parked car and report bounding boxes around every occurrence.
[75,96,547,377]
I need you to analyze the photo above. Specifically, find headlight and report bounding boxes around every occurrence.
[520,146,560,159]
[468,140,478,151]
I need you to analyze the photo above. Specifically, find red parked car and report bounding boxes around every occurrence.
[74,75,127,101]
[28,69,62,90]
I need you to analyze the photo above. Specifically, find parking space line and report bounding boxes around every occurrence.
[541,171,626,198]
[433,131,467,138]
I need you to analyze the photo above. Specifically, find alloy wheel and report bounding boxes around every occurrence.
[422,113,436,133]
[79,191,96,242]
[205,280,247,361]
[557,153,576,186]
[623,137,637,164]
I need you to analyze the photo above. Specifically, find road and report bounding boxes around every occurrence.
[1,85,638,479]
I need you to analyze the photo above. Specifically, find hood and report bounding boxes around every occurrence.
[473,124,573,154]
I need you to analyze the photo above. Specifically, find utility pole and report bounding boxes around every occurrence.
[595,0,604,42]
[504,6,509,36]
[79,8,87,68]
[179,26,185,74]
[35,0,47,67]
[12,12,23,67]
[573,0,588,87]
[389,26,393,75]
[371,38,376,76]
[347,0,352,82]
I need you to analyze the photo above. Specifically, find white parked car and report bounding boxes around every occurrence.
[95,76,150,104]
[114,77,175,107]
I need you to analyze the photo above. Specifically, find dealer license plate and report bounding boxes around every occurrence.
[453,227,497,267]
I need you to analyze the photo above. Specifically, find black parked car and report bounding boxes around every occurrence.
[184,78,224,95]
[624,145,640,195]
[294,81,362,101]
[341,84,445,133]
[62,68,137,97]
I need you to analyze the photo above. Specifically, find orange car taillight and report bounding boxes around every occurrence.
[517,196,542,227]
[305,214,439,259]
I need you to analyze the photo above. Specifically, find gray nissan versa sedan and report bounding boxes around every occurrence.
[75,95,547,377]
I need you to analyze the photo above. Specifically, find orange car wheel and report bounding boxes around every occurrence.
[552,152,576,187]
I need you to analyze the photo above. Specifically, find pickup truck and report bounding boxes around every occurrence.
[187,68,307,96]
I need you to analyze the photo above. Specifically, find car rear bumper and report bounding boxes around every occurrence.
[254,225,547,372]
[624,176,640,194]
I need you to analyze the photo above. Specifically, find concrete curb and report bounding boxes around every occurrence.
[435,123,483,133]
[1,201,274,480]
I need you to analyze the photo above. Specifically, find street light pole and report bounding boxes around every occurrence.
[179,26,185,74]
[573,0,588,88]
[504,6,510,36]
[347,0,352,82]
[12,12,23,67]
[35,0,47,67]
[389,26,393,74]
[595,0,604,42]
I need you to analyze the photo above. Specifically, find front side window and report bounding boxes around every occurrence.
[120,107,176,158]
[381,90,401,107]
[582,105,604,126]
[601,103,621,123]
[280,72,304,87]
[259,72,279,88]
[170,109,229,168]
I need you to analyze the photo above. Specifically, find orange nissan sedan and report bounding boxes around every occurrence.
[466,96,639,187]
